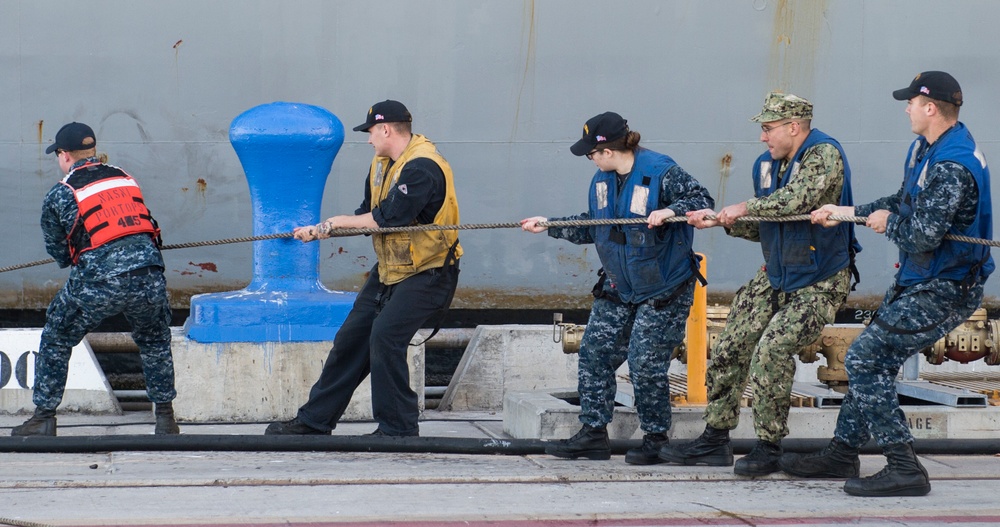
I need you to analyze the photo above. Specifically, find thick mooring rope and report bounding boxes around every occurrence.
[0,517,55,527]
[0,214,995,274]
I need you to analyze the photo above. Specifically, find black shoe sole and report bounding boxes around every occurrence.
[734,462,780,476]
[11,427,56,437]
[844,483,931,497]
[781,468,860,478]
[625,453,667,465]
[778,459,860,479]
[659,451,734,466]
[10,431,56,437]
[264,425,330,436]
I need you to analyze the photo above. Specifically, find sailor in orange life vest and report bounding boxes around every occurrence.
[11,122,179,437]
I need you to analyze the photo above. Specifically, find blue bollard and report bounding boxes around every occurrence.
[185,102,357,342]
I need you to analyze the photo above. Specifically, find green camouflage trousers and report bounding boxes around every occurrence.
[703,267,850,443]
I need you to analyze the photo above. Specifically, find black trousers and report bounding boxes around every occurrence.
[297,262,459,435]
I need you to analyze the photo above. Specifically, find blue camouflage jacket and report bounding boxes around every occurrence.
[41,157,164,281]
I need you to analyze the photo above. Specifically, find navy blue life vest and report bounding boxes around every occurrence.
[752,129,860,292]
[896,123,994,286]
[588,148,697,304]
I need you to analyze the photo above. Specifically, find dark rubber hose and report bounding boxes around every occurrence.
[0,435,996,455]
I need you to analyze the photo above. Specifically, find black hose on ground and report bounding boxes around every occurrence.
[0,435,997,455]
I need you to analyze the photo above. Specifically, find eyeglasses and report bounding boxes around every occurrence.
[760,121,794,136]
[586,149,604,160]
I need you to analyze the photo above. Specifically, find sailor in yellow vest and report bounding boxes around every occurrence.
[266,100,461,437]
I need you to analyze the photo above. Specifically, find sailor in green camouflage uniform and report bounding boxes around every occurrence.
[522,112,713,464]
[782,71,992,497]
[661,93,860,476]
[11,122,179,437]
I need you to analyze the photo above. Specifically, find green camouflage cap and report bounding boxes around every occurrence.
[749,91,813,123]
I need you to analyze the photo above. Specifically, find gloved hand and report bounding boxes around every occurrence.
[293,222,329,242]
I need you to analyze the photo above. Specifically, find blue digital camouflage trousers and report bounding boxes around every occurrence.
[34,269,175,410]
[704,267,850,443]
[834,277,984,448]
[577,282,693,433]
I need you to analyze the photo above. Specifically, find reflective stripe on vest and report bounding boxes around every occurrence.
[65,169,157,263]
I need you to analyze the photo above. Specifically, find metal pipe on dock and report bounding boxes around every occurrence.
[86,328,476,353]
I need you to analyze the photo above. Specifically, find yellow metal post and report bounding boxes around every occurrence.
[685,253,708,404]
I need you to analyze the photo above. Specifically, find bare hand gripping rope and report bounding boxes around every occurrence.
[0,214,995,274]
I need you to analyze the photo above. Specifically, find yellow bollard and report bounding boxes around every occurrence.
[685,253,708,404]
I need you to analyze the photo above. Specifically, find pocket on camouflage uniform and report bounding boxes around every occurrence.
[142,273,168,305]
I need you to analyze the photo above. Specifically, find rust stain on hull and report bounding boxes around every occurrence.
[510,0,537,140]
[767,0,826,95]
[716,152,733,205]
[189,261,218,272]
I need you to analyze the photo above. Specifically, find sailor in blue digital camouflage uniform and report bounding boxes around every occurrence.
[782,71,993,497]
[11,122,179,437]
[521,112,714,464]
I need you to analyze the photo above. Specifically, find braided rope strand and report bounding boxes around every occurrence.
[0,517,56,527]
[1,214,996,274]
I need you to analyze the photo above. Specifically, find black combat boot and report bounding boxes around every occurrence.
[844,442,930,497]
[625,432,669,465]
[265,416,331,435]
[544,424,611,460]
[658,425,733,466]
[734,440,783,476]
[11,408,57,437]
[779,438,860,478]
[154,402,181,435]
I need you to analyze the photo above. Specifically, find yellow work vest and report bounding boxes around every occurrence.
[368,134,462,285]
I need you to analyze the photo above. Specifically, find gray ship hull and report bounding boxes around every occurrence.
[2,0,998,310]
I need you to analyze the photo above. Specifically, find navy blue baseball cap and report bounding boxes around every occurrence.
[46,122,96,154]
[892,71,963,106]
[353,100,412,132]
[570,112,628,156]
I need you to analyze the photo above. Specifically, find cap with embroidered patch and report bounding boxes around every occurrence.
[45,122,96,154]
[892,71,963,106]
[353,100,413,132]
[570,112,629,156]
[750,92,813,123]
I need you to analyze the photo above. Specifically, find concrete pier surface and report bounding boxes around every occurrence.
[1,411,999,527]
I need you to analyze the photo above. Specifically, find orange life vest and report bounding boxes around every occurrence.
[62,163,159,263]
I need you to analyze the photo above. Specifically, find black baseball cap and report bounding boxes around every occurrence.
[46,122,96,154]
[892,71,963,106]
[352,100,413,132]
[570,112,629,156]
